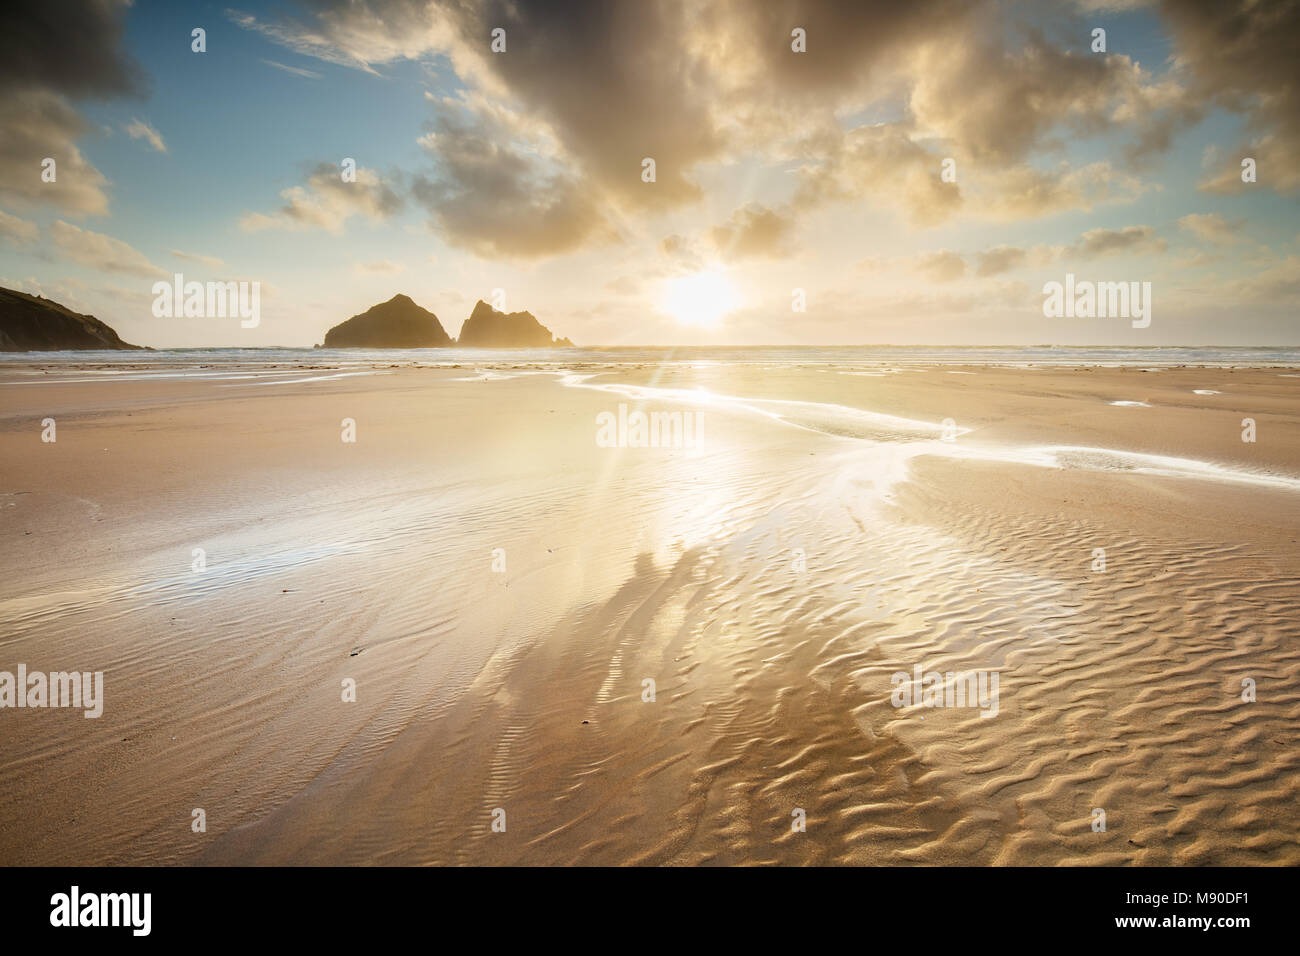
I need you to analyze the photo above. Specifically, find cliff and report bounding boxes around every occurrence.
[0,287,143,351]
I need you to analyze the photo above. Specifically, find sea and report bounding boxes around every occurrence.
[2,345,1300,367]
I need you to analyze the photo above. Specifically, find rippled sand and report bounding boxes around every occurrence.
[0,362,1296,865]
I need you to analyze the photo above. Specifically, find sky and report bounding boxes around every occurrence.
[1,0,1297,347]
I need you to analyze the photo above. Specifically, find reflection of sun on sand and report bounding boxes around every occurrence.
[0,361,1297,865]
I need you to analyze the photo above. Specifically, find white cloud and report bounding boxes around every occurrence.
[1178,213,1243,245]
[261,59,323,80]
[51,220,166,278]
[0,91,111,216]
[125,118,167,153]
[240,162,403,235]
[0,208,39,246]
[352,259,405,275]
[170,249,227,268]
[1067,225,1166,259]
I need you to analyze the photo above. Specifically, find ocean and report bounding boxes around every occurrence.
[3,344,1300,367]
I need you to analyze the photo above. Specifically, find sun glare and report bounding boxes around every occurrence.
[661,270,738,328]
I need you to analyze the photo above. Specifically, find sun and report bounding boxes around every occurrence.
[661,270,738,328]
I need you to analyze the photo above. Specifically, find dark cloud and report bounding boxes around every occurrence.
[707,203,795,261]
[411,109,608,258]
[698,0,981,116]
[453,0,722,209]
[230,0,1298,253]
[0,0,146,98]
[1159,0,1300,193]
[0,1,146,218]
[911,30,1194,167]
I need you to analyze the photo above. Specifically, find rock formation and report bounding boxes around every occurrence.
[456,299,574,348]
[323,294,452,348]
[0,287,143,351]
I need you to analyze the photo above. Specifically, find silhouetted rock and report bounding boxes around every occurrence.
[0,287,143,351]
[323,294,452,348]
[457,300,573,348]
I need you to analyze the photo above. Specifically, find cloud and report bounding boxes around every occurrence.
[231,0,726,224]
[240,162,403,235]
[352,259,405,275]
[707,203,795,261]
[227,2,1024,243]
[794,122,961,226]
[913,39,1154,166]
[0,209,39,246]
[605,275,643,296]
[964,227,1165,275]
[261,59,322,80]
[410,106,609,259]
[774,3,1196,222]
[857,249,997,283]
[0,91,112,215]
[1177,212,1243,245]
[658,234,705,273]
[1226,255,1300,304]
[0,0,146,99]
[913,249,966,282]
[170,249,227,268]
[1067,225,1166,259]
[125,118,167,153]
[0,0,146,218]
[50,220,165,278]
[226,0,1220,250]
[456,1,728,211]
[859,248,1007,283]
[1158,0,1300,195]
[974,245,1028,277]
[226,8,417,74]
[979,161,1148,220]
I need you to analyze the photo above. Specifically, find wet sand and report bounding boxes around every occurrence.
[1,361,1297,865]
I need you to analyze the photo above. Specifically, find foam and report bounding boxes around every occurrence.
[553,372,1300,492]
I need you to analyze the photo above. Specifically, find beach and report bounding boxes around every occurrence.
[1,357,1297,865]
